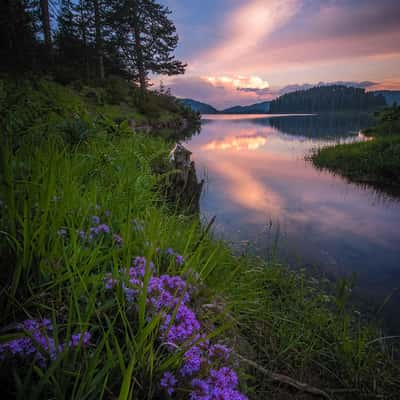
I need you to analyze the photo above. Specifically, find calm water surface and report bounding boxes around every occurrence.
[185,114,400,329]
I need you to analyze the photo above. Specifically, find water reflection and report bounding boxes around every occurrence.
[203,134,267,151]
[186,114,400,331]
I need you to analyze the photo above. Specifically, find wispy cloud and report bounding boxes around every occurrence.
[159,0,400,105]
[193,0,300,74]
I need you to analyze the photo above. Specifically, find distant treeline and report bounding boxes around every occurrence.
[269,85,386,113]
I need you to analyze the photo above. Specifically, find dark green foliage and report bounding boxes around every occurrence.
[270,85,386,113]
[57,114,94,145]
[0,0,185,93]
[312,105,400,193]
[108,0,186,94]
[0,78,85,148]
[1,79,399,399]
[0,1,39,71]
[101,76,130,103]
[364,105,400,137]
[0,77,200,149]
[312,136,400,188]
[179,98,219,114]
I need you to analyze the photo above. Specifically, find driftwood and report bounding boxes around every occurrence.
[235,353,332,399]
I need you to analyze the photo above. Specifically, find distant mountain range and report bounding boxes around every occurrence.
[179,99,218,114]
[180,98,270,114]
[223,101,270,114]
[180,89,400,114]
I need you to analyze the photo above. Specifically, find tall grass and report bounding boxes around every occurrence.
[312,136,400,188]
[0,78,399,399]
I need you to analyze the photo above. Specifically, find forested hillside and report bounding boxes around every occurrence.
[1,0,185,97]
[269,85,386,113]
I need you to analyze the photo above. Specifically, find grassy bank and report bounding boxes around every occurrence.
[1,79,399,399]
[311,106,400,192]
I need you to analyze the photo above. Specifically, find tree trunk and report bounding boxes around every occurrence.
[131,0,146,101]
[79,2,90,82]
[40,0,52,53]
[94,0,105,80]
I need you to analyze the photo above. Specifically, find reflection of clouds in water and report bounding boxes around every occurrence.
[203,135,267,151]
[187,116,400,278]
[286,206,396,252]
[187,115,400,328]
[205,156,285,218]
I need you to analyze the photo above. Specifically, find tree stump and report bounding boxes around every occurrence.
[167,143,203,214]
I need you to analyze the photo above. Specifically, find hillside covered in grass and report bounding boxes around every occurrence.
[1,77,399,399]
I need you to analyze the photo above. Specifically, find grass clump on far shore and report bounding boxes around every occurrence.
[312,105,400,191]
[0,77,399,399]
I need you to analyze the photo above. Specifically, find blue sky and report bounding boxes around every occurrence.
[156,0,400,108]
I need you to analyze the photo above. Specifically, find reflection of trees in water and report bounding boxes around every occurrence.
[267,113,374,138]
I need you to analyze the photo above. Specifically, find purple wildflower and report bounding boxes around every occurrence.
[160,372,177,396]
[97,224,110,234]
[180,346,203,376]
[210,367,238,389]
[104,274,118,290]
[101,255,247,400]
[124,287,136,303]
[113,234,123,246]
[69,332,91,347]
[89,226,99,240]
[208,344,231,362]
[190,378,210,400]
[92,215,100,225]
[176,254,184,266]
[0,319,92,367]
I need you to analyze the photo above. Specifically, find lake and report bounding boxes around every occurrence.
[185,113,400,330]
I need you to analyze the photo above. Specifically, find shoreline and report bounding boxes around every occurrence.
[1,77,399,399]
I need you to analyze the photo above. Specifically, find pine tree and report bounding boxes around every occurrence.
[113,0,186,98]
[40,0,52,54]
[56,0,96,81]
[0,0,38,70]
[93,0,105,80]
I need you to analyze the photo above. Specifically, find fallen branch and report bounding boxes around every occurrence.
[235,352,332,400]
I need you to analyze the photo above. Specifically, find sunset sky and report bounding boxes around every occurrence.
[157,0,400,108]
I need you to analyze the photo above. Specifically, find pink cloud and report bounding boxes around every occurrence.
[155,0,400,107]
[193,0,300,75]
[185,0,400,80]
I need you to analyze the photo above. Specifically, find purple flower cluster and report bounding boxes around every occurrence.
[189,367,246,400]
[158,247,185,266]
[0,319,91,367]
[161,371,177,396]
[61,213,123,247]
[104,255,247,399]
